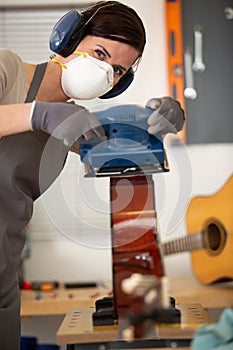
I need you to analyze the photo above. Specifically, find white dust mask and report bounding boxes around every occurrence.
[53,51,114,100]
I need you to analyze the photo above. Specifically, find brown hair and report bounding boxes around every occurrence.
[81,1,146,59]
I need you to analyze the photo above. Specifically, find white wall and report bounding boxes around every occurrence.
[111,0,169,103]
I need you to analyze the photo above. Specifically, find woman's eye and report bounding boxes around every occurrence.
[94,50,123,76]
[113,66,123,76]
[94,49,105,59]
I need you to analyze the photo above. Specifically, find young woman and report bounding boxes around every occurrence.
[0,1,184,348]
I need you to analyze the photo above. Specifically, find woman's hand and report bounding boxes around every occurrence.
[146,96,185,136]
[31,101,106,147]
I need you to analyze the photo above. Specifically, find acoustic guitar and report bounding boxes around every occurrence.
[162,175,233,285]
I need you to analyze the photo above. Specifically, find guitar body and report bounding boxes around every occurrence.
[186,175,233,284]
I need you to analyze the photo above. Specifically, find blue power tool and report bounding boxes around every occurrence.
[79,104,169,177]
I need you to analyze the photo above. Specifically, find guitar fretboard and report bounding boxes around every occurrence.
[162,232,205,256]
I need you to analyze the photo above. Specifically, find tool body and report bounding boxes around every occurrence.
[79,104,168,177]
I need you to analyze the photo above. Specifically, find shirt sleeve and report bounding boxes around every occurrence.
[0,48,26,103]
[0,48,9,99]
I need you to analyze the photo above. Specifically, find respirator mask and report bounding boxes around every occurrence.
[53,51,114,100]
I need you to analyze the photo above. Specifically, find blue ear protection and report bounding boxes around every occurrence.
[50,10,86,58]
[100,68,134,99]
[49,9,134,99]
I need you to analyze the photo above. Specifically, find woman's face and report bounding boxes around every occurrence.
[68,35,139,84]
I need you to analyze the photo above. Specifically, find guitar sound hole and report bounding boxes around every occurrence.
[204,220,226,256]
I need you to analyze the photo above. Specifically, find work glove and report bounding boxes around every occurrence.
[146,96,185,136]
[30,101,105,147]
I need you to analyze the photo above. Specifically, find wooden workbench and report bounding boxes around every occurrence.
[56,303,212,349]
[20,284,110,317]
[168,276,233,309]
[20,276,232,349]
[20,276,233,317]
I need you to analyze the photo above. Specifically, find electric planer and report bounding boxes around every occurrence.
[79,104,169,177]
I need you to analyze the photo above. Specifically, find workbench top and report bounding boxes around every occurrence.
[20,276,233,317]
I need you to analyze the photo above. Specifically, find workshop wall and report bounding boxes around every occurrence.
[21,0,170,283]
[15,0,232,284]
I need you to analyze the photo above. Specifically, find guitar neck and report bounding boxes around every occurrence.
[162,232,204,256]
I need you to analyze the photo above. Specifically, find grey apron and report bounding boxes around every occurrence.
[0,63,69,349]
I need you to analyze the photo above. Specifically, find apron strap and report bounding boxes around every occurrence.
[25,62,47,103]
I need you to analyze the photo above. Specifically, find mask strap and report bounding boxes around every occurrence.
[51,51,87,68]
[51,58,68,69]
[73,51,87,58]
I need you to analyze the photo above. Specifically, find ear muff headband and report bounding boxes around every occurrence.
[50,3,116,58]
